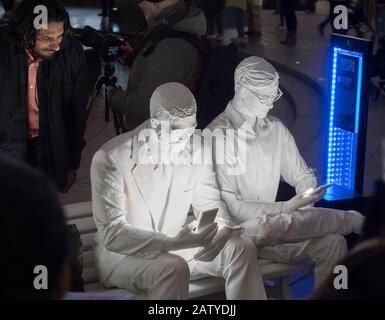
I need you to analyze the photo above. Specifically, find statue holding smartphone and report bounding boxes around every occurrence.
[209,57,365,294]
[91,83,267,300]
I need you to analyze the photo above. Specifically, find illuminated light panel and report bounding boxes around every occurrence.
[326,47,363,190]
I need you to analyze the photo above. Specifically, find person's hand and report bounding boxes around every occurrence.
[282,187,326,213]
[163,221,218,252]
[119,41,134,64]
[193,227,244,262]
[106,85,114,96]
[61,170,77,193]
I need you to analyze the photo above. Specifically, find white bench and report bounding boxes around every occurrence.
[63,201,308,300]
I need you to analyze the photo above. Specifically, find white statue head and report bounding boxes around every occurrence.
[149,82,197,149]
[233,56,282,119]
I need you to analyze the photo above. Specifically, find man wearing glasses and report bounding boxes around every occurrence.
[208,56,366,297]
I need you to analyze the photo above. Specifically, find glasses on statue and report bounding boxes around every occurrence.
[259,87,283,104]
[244,86,283,104]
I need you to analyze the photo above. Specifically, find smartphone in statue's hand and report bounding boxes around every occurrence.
[303,183,333,198]
[195,208,218,232]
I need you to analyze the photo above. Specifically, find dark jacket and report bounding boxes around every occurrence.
[199,0,226,11]
[109,1,206,128]
[0,26,88,190]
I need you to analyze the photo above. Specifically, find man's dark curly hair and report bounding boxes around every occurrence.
[10,0,71,52]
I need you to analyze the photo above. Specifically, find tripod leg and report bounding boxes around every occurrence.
[112,113,122,135]
[104,85,110,122]
[118,113,127,133]
[86,76,104,120]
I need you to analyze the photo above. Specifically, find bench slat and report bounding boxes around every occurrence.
[260,263,304,280]
[81,233,96,252]
[63,201,92,220]
[67,216,96,235]
[188,277,225,299]
[64,201,309,299]
[83,267,98,285]
[84,282,103,292]
[83,250,95,269]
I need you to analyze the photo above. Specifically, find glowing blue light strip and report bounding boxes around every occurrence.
[326,47,338,184]
[355,55,363,133]
[327,47,363,189]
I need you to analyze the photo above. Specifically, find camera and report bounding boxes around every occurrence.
[77,26,126,62]
[75,26,128,135]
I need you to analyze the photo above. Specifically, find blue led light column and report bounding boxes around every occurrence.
[323,35,373,197]
[326,48,363,190]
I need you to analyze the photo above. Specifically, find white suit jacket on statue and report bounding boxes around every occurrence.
[91,121,230,283]
[207,103,317,223]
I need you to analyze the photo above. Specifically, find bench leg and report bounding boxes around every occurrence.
[280,276,293,300]
[264,277,294,300]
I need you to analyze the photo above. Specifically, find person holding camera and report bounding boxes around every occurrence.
[0,0,88,193]
[108,0,205,130]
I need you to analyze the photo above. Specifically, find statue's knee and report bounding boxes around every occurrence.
[226,236,257,258]
[156,254,190,282]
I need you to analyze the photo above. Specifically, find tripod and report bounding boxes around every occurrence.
[86,61,127,136]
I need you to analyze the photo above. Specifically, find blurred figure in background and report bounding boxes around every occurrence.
[305,0,316,13]
[311,240,385,299]
[312,179,385,299]
[275,0,285,29]
[109,0,206,129]
[312,146,385,300]
[361,180,385,241]
[273,0,281,14]
[199,0,225,41]
[281,0,297,45]
[0,156,70,300]
[226,0,247,44]
[246,0,262,37]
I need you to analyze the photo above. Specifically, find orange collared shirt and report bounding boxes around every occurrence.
[26,50,42,138]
